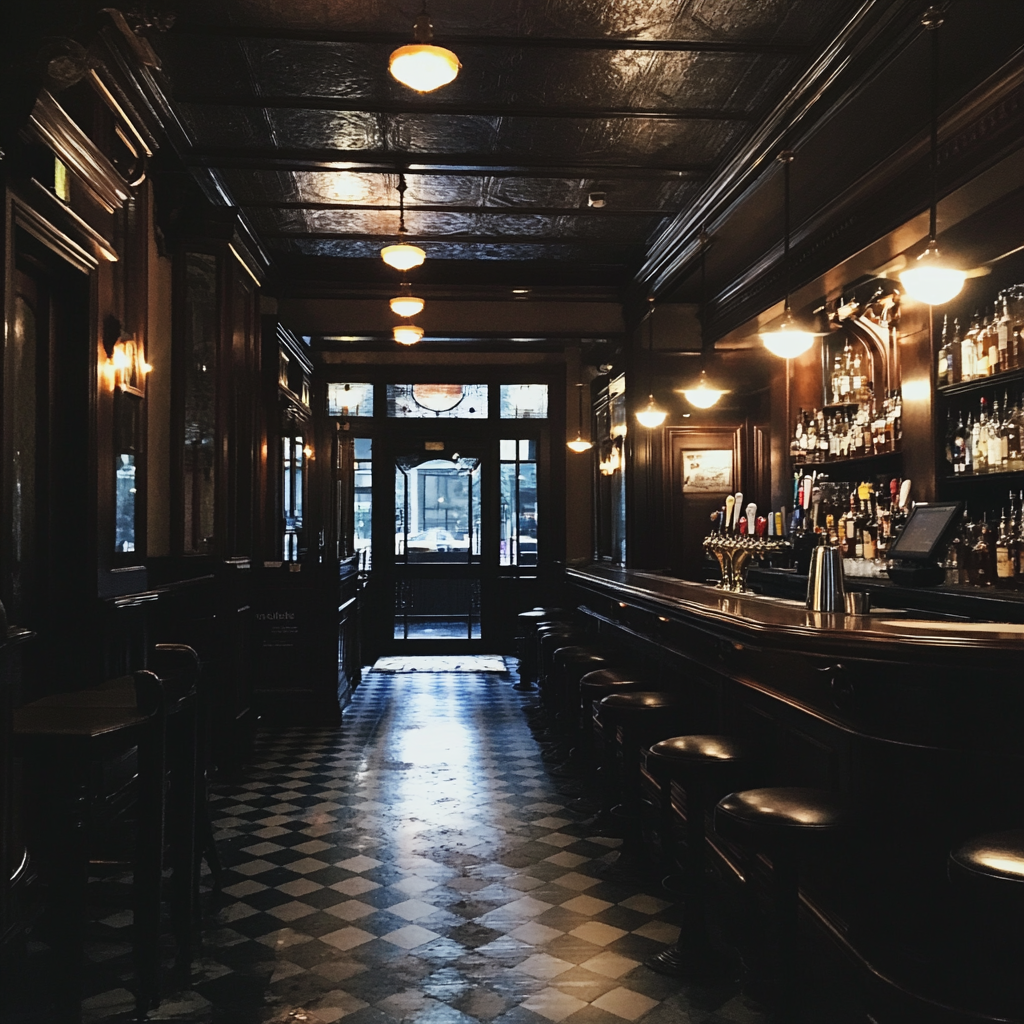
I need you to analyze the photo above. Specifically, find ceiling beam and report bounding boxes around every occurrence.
[186,148,708,180]
[265,231,636,245]
[176,94,754,122]
[241,202,668,217]
[173,23,810,56]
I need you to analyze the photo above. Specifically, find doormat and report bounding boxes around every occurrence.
[371,655,510,673]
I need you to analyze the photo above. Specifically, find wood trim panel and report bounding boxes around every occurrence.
[25,91,131,214]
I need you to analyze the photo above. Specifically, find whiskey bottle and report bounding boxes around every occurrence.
[996,510,1015,589]
[997,296,1012,372]
[937,314,951,386]
[971,516,997,587]
[985,311,1000,377]
[959,318,974,382]
[987,397,1003,469]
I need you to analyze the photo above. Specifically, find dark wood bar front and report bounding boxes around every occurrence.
[569,564,1024,1022]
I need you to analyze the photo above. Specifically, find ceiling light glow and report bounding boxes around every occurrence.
[393,324,424,345]
[390,295,425,317]
[381,242,426,271]
[898,245,966,305]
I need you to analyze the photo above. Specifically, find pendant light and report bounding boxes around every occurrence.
[636,297,668,428]
[393,324,424,346]
[390,280,425,318]
[389,5,461,93]
[381,174,425,271]
[898,9,966,306]
[681,230,727,409]
[761,151,817,359]
[566,382,593,453]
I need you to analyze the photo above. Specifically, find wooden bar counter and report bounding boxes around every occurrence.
[567,564,1024,1023]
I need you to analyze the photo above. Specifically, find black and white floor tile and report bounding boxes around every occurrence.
[12,663,801,1024]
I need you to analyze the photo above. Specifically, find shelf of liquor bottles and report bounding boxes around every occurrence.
[790,448,902,477]
[936,365,1024,399]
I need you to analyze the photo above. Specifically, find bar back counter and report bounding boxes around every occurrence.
[568,563,1024,1023]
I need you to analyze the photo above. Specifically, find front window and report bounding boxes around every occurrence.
[500,438,538,567]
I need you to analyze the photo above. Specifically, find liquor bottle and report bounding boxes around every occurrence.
[997,296,1012,372]
[1008,398,1023,466]
[970,311,988,377]
[957,510,973,585]
[985,311,1000,376]
[973,403,987,474]
[937,314,951,386]
[947,316,962,384]
[964,414,975,473]
[893,388,902,448]
[843,495,858,560]
[953,414,967,474]
[852,353,866,402]
[831,355,843,404]
[996,510,1015,588]
[959,318,974,382]
[987,397,1003,469]
[1012,323,1023,371]
[971,516,997,587]
[862,495,878,561]
[1000,392,1011,466]
[839,340,852,401]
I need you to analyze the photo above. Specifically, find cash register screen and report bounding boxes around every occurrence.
[888,502,962,562]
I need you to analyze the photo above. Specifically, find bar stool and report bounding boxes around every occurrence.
[948,830,1024,1007]
[545,648,618,770]
[524,623,580,720]
[578,671,647,771]
[515,608,569,690]
[596,691,688,874]
[644,736,755,977]
[715,787,856,1018]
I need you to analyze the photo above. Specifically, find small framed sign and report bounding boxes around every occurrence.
[682,449,733,493]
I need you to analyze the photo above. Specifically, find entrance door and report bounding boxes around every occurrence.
[393,448,484,642]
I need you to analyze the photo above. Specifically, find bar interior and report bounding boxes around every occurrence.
[2,2,1024,1022]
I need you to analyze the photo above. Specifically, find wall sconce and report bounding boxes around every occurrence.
[107,335,151,395]
[303,444,315,461]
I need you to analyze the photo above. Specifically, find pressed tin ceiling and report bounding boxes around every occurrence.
[150,0,876,294]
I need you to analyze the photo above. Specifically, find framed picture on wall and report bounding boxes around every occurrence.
[682,449,733,493]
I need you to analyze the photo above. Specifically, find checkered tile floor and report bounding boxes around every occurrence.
[11,666,782,1024]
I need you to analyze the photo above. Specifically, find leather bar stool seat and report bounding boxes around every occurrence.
[947,830,1024,1007]
[596,691,688,873]
[536,627,588,704]
[949,830,1024,892]
[715,787,856,1016]
[644,736,755,977]
[715,787,855,846]
[541,647,614,753]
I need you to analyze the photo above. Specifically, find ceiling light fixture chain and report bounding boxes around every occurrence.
[636,294,668,427]
[897,7,966,306]
[381,170,426,271]
[680,228,727,408]
[761,148,816,358]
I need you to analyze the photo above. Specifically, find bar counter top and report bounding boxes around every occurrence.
[568,563,1024,660]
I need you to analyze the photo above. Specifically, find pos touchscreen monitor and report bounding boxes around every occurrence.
[887,502,963,564]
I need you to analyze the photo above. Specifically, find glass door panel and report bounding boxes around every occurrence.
[393,451,483,642]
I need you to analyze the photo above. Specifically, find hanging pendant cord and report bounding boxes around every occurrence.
[397,173,407,236]
[780,150,794,313]
[924,8,942,245]
[699,227,709,371]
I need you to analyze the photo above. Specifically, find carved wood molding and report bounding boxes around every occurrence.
[10,188,105,273]
[25,91,130,213]
[711,59,1024,339]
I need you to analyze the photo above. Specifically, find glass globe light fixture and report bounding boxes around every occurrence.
[390,294,425,317]
[899,246,966,307]
[389,14,461,93]
[381,242,425,272]
[566,382,593,451]
[635,394,668,428]
[680,370,727,409]
[761,309,817,359]
[393,324,424,346]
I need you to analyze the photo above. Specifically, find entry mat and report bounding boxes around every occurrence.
[371,654,511,673]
